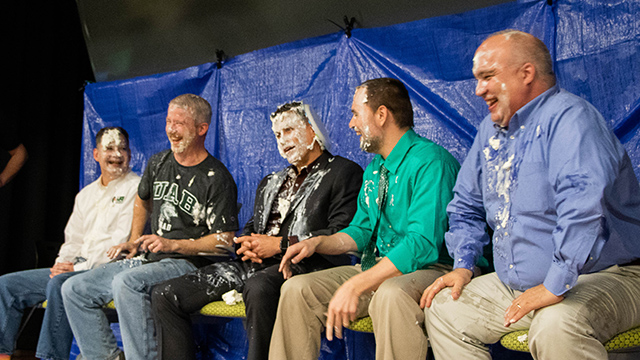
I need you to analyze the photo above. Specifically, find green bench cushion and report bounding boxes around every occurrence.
[199,300,247,318]
[347,316,373,333]
[500,326,640,352]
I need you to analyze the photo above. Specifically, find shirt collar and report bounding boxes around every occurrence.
[381,129,417,174]
[98,170,130,189]
[289,150,327,175]
[508,85,560,131]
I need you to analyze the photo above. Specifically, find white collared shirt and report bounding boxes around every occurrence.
[56,171,140,271]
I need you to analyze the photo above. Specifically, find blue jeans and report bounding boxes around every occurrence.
[0,268,83,360]
[61,258,197,360]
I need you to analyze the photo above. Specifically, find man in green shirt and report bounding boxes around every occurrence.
[270,78,460,360]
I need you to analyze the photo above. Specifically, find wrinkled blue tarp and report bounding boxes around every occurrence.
[81,0,640,228]
[80,0,640,358]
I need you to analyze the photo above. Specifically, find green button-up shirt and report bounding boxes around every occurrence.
[340,129,460,274]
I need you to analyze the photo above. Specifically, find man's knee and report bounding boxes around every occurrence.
[425,288,459,324]
[61,274,84,300]
[244,276,277,301]
[112,267,144,295]
[45,274,67,296]
[279,274,313,301]
[529,303,587,345]
[150,283,178,313]
[370,277,409,311]
[0,276,10,294]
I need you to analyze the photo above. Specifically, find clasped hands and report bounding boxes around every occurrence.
[235,233,281,263]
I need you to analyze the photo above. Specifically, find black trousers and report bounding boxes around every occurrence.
[151,255,334,360]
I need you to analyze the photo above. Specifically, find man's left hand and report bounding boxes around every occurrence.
[136,234,175,253]
[325,280,360,341]
[504,284,564,327]
[235,234,280,263]
[50,262,74,278]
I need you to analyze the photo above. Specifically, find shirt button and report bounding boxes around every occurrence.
[565,284,571,289]
[504,232,508,236]
[520,125,525,130]
[509,264,514,269]
[388,225,392,228]
[510,135,515,140]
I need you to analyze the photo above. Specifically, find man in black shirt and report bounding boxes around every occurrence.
[62,94,239,360]
[150,101,363,360]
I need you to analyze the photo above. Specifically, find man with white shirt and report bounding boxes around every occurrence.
[0,126,139,360]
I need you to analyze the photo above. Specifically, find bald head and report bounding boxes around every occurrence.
[476,30,556,88]
[472,30,556,127]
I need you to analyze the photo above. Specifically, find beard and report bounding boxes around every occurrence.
[358,130,382,154]
[169,129,196,154]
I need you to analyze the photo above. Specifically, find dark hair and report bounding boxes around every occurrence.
[96,127,130,147]
[270,101,307,121]
[356,78,414,129]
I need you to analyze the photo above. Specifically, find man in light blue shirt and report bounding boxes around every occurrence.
[422,30,640,360]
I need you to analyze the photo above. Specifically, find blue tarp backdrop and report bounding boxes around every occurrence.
[79,0,640,358]
[81,0,640,228]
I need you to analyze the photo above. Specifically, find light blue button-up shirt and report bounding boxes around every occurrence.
[447,85,640,295]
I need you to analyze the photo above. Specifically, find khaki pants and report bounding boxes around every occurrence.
[425,266,640,360]
[269,264,450,360]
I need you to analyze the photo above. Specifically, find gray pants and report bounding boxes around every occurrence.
[269,264,450,360]
[425,265,640,360]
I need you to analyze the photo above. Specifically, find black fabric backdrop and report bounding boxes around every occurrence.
[1,0,94,274]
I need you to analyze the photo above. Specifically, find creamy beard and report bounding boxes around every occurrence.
[169,128,195,154]
[356,125,381,153]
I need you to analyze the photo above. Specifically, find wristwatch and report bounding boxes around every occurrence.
[279,235,299,253]
[279,236,289,253]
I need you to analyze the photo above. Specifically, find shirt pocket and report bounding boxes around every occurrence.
[513,162,553,213]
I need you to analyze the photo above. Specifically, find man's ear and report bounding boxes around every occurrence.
[522,62,536,86]
[376,105,389,127]
[197,122,209,136]
[93,148,99,162]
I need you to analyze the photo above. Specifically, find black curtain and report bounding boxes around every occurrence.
[1,0,95,274]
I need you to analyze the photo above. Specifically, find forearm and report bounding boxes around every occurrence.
[129,195,150,241]
[0,144,28,186]
[315,232,358,255]
[171,231,235,255]
[348,257,402,295]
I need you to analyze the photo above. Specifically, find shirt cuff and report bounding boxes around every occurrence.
[386,241,439,274]
[385,246,414,274]
[452,253,476,273]
[543,260,579,296]
[339,227,369,252]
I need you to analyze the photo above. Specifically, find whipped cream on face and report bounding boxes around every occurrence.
[272,111,315,167]
[99,129,129,178]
